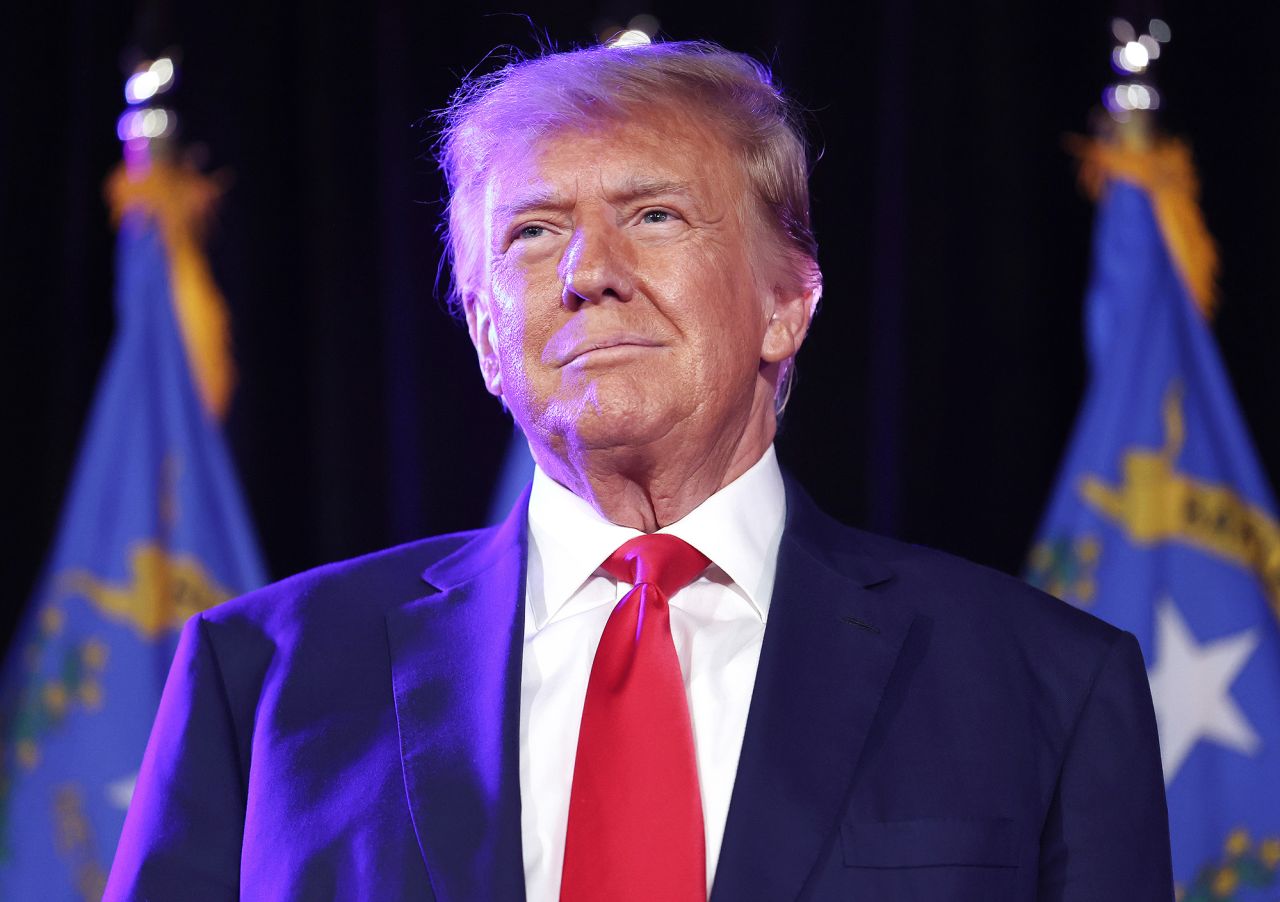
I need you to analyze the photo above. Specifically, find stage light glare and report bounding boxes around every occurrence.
[123,135,150,167]
[150,57,175,89]
[1111,18,1136,44]
[1102,86,1129,119]
[1107,83,1158,112]
[610,29,651,48]
[125,70,160,104]
[116,111,136,141]
[1138,35,1161,60]
[1105,85,1132,112]
[628,14,659,37]
[1120,41,1149,72]
[141,108,173,138]
[1149,19,1172,43]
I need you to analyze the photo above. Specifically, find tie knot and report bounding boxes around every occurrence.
[602,534,711,597]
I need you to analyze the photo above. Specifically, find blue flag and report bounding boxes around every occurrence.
[0,202,267,898]
[1029,154,1280,898]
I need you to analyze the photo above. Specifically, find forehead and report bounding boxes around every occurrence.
[482,111,745,216]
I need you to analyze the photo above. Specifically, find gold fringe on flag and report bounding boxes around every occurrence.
[1068,134,1220,320]
[105,161,235,420]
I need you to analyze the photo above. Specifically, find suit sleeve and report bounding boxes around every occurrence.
[103,614,246,901]
[1037,630,1173,901]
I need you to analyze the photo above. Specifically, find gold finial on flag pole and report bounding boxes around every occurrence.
[108,52,237,420]
[1070,17,1219,319]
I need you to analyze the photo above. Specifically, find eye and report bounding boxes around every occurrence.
[514,224,547,241]
[641,209,675,224]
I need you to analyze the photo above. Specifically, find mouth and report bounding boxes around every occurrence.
[557,335,664,367]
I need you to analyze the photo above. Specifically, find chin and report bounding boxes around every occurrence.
[545,380,689,455]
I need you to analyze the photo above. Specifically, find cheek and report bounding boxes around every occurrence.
[489,264,562,373]
[487,270,526,364]
[664,248,768,357]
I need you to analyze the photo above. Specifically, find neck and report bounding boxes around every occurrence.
[534,393,776,532]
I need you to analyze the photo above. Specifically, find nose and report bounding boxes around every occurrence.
[559,224,635,309]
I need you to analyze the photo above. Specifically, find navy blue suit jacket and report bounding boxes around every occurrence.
[106,481,1172,900]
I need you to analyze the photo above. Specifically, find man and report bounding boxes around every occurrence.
[106,41,1172,900]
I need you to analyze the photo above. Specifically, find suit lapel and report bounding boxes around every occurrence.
[710,484,916,902]
[386,493,529,902]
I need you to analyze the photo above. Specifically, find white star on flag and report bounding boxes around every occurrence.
[1147,598,1260,785]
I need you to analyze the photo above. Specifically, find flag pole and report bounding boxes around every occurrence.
[0,43,267,899]
[1028,15,1280,895]
[109,53,236,421]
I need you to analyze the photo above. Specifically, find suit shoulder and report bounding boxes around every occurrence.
[787,486,1125,658]
[811,519,1143,739]
[201,527,489,631]
[865,525,1119,644]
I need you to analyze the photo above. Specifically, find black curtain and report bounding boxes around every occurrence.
[7,0,1280,646]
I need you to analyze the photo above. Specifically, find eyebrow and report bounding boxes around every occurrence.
[491,188,571,226]
[491,176,698,225]
[609,176,697,206]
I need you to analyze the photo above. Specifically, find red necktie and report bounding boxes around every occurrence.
[560,534,711,902]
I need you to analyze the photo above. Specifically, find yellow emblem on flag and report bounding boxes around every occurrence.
[59,542,233,639]
[1078,383,1280,625]
[1177,827,1280,900]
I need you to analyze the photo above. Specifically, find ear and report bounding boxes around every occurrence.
[463,291,503,398]
[761,277,820,365]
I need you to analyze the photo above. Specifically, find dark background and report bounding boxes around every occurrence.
[5,0,1279,646]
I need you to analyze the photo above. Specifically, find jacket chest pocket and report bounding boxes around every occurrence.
[836,818,1021,902]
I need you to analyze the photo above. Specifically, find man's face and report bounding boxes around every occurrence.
[466,109,808,467]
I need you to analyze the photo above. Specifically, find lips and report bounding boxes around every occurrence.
[553,334,664,366]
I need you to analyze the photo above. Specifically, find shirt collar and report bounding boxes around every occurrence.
[526,446,786,629]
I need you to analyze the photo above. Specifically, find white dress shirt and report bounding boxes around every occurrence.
[519,446,786,901]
